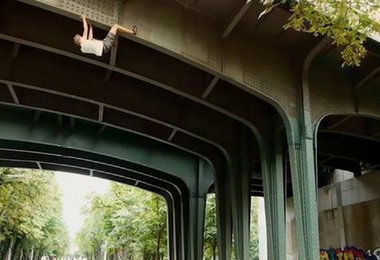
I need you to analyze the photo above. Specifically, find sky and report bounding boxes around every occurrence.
[54,172,110,254]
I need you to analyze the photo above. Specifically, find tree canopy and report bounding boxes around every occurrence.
[261,0,380,66]
[76,182,167,260]
[77,189,261,260]
[0,168,262,260]
[0,168,69,260]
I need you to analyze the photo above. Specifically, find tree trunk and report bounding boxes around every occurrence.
[155,225,163,260]
[33,252,40,260]
[4,237,14,260]
[12,238,21,260]
[29,247,34,260]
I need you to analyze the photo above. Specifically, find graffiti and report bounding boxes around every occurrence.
[320,247,380,260]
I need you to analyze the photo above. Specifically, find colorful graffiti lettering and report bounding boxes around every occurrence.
[320,247,380,260]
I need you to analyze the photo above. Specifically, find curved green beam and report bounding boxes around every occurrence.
[0,105,214,192]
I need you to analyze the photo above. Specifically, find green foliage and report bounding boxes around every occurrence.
[76,182,168,260]
[261,0,380,66]
[0,168,69,259]
[249,198,260,260]
[203,194,217,260]
[202,195,260,260]
[77,185,262,260]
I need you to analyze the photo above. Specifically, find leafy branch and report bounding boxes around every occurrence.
[261,0,380,66]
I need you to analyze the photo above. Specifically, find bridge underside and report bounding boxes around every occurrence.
[1,0,380,259]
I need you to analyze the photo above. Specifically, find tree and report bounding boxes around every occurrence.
[249,198,260,260]
[202,195,261,260]
[203,194,217,260]
[261,0,380,66]
[76,182,168,260]
[0,168,68,260]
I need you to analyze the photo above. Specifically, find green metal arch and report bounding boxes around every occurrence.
[0,105,214,192]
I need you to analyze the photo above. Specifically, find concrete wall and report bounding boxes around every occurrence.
[286,171,380,258]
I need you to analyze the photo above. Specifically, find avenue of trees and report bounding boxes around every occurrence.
[0,167,261,260]
[76,183,261,260]
[0,168,69,260]
[76,183,168,260]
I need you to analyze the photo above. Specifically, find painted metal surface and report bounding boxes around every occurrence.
[1,0,380,259]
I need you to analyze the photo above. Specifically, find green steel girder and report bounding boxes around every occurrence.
[285,39,328,260]
[0,105,214,198]
[0,0,284,154]
[0,40,229,191]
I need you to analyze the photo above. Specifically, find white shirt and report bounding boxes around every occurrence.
[80,39,103,56]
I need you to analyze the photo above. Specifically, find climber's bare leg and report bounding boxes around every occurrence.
[109,24,137,35]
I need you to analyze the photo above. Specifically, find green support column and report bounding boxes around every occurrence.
[286,38,326,260]
[230,162,250,260]
[188,195,206,260]
[261,139,286,260]
[287,119,320,260]
[230,127,250,260]
[187,159,212,260]
[215,166,232,260]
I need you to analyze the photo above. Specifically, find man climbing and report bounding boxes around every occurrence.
[73,14,137,57]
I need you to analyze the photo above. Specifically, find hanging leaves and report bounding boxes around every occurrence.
[260,0,380,66]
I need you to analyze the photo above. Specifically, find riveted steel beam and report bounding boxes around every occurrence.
[326,115,353,130]
[202,76,219,99]
[98,104,104,121]
[319,129,380,144]
[12,43,20,59]
[0,2,281,144]
[0,78,228,165]
[355,65,380,89]
[6,83,19,104]
[0,105,215,191]
[221,0,252,38]
[0,36,237,156]
[168,128,178,141]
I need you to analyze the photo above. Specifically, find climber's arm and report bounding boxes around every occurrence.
[81,14,88,39]
[89,23,93,40]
